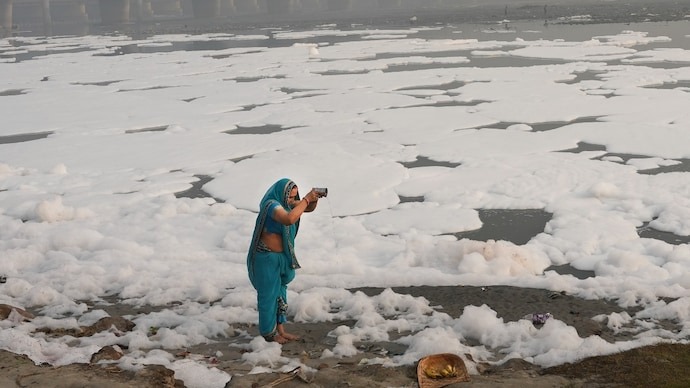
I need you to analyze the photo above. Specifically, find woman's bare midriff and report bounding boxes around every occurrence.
[260,231,283,252]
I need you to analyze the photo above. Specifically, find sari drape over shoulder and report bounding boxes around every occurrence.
[247,178,301,275]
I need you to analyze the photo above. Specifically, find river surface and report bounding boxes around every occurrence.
[3,1,690,273]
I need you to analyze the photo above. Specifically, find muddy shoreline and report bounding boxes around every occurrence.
[4,285,683,387]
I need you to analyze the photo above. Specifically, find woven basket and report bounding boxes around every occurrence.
[416,353,470,388]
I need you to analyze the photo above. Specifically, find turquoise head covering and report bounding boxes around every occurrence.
[247,178,302,279]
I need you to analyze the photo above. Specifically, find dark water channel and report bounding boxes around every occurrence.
[0,131,53,144]
[451,208,552,246]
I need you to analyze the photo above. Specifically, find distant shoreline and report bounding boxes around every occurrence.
[7,1,690,38]
[133,1,690,36]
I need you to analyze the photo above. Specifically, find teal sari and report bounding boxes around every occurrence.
[247,178,302,340]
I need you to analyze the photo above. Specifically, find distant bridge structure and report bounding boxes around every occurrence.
[1,0,436,35]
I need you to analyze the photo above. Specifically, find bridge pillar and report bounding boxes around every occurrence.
[296,0,322,13]
[0,0,12,33]
[325,0,349,11]
[41,0,52,25]
[150,0,182,15]
[46,0,90,23]
[266,0,294,14]
[233,0,259,13]
[68,0,89,22]
[191,0,220,18]
[142,0,153,17]
[377,0,401,8]
[139,0,153,19]
[40,0,52,34]
[100,0,130,24]
[131,0,153,20]
[220,0,235,15]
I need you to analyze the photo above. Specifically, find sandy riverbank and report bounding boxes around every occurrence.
[5,285,688,387]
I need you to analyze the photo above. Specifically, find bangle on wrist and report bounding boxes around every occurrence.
[304,197,310,205]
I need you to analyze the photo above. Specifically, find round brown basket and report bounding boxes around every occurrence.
[416,353,470,388]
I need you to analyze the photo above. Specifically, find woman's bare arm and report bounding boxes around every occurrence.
[272,189,319,225]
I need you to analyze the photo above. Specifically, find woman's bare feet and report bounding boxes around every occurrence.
[280,332,300,341]
[274,334,289,344]
[277,324,300,341]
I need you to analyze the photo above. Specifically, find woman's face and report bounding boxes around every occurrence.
[287,186,299,208]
